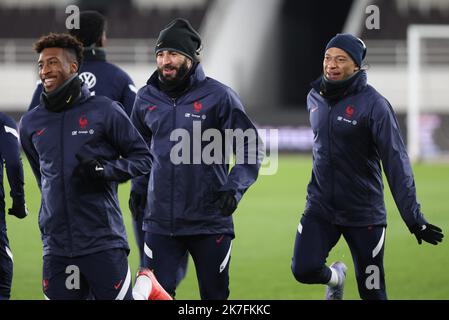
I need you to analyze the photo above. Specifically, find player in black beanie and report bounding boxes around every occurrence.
[69,10,106,48]
[155,18,202,62]
[130,17,262,300]
[153,18,203,97]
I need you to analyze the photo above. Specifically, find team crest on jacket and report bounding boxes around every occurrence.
[345,105,354,118]
[193,101,203,113]
[72,115,94,136]
[79,115,88,129]
[337,105,358,126]
[185,101,206,120]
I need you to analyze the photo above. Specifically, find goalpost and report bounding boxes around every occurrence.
[407,24,449,162]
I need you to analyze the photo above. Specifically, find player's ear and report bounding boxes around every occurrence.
[70,61,79,74]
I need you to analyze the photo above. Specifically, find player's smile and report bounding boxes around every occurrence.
[325,71,342,81]
[162,66,177,77]
[42,76,58,91]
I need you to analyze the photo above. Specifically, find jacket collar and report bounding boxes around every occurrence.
[311,70,367,100]
[82,47,106,61]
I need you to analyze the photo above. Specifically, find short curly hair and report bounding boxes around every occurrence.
[33,33,84,68]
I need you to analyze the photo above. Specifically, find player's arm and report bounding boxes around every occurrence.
[91,101,152,183]
[129,94,152,219]
[216,88,264,215]
[19,117,42,190]
[370,98,443,244]
[0,115,28,218]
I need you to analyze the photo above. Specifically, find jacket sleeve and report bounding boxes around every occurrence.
[0,115,25,203]
[19,117,42,189]
[28,83,42,111]
[101,101,152,182]
[129,94,151,196]
[119,72,138,117]
[370,97,427,231]
[218,88,264,203]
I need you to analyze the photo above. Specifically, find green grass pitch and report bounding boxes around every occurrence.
[5,154,449,299]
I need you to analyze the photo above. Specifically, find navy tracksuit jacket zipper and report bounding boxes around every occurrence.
[61,111,74,256]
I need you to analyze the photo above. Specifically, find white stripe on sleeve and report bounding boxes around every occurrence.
[4,125,19,139]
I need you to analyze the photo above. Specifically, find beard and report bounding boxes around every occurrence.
[157,59,191,86]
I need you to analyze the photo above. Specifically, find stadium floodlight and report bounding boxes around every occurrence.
[407,24,449,162]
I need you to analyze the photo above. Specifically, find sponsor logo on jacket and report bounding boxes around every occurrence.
[36,128,46,136]
[337,105,358,125]
[185,101,206,120]
[72,115,95,136]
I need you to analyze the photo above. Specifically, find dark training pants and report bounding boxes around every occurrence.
[144,233,232,300]
[0,219,13,300]
[42,248,133,300]
[291,214,387,300]
[132,216,189,286]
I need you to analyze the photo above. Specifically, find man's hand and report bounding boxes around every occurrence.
[129,191,147,220]
[215,190,237,216]
[74,154,105,181]
[8,200,28,219]
[412,223,444,245]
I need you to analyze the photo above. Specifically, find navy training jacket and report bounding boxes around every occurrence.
[20,84,151,257]
[28,49,137,116]
[131,64,262,237]
[305,71,427,230]
[0,113,25,216]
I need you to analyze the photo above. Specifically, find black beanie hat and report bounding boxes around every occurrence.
[155,18,202,61]
[69,11,106,47]
[325,33,367,67]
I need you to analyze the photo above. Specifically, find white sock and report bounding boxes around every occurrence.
[132,275,153,300]
[327,266,339,287]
